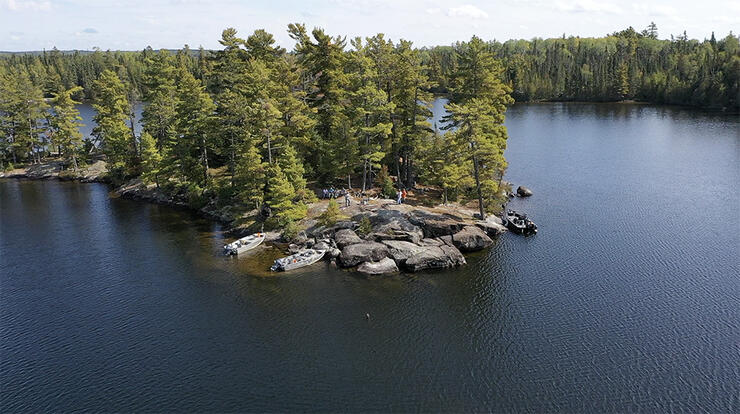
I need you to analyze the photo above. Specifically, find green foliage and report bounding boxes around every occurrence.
[445,36,514,218]
[357,216,372,237]
[139,131,162,186]
[423,26,739,110]
[281,220,299,241]
[265,163,307,227]
[0,68,48,164]
[317,198,343,227]
[93,70,135,174]
[376,165,395,197]
[49,86,84,170]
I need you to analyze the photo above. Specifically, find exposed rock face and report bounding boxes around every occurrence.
[451,226,493,252]
[339,242,389,267]
[409,211,466,238]
[313,241,331,251]
[333,221,357,230]
[334,229,363,249]
[404,242,466,272]
[362,210,424,244]
[475,220,508,237]
[517,186,533,197]
[357,257,399,275]
[328,248,341,258]
[381,240,426,265]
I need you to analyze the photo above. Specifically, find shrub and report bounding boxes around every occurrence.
[317,199,343,227]
[376,165,395,198]
[357,216,372,237]
[282,220,299,241]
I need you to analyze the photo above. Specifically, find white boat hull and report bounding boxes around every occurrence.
[224,233,266,255]
[271,249,326,272]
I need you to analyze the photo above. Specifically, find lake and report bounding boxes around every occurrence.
[1,101,738,412]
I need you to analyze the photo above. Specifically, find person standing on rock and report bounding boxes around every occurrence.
[344,192,351,207]
[396,190,402,204]
[402,188,408,204]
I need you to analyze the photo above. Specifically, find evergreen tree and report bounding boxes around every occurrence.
[445,36,513,218]
[170,67,215,187]
[265,163,307,227]
[142,50,177,151]
[93,70,132,176]
[139,130,162,187]
[234,142,266,209]
[49,86,84,171]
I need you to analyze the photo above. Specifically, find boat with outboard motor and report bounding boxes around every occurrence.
[504,210,538,235]
[270,249,326,271]
[224,233,266,255]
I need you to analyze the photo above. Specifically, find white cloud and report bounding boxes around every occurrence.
[1,0,51,11]
[553,0,622,14]
[426,8,441,15]
[632,3,677,17]
[447,4,489,19]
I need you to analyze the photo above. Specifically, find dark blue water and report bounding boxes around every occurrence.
[1,102,738,412]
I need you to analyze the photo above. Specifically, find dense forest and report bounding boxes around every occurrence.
[1,23,738,232]
[426,25,739,109]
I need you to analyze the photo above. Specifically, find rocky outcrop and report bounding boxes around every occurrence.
[404,242,467,272]
[334,229,363,248]
[362,210,424,244]
[381,240,426,265]
[451,226,493,252]
[339,241,389,267]
[517,186,533,197]
[475,219,507,237]
[409,211,466,238]
[357,257,399,275]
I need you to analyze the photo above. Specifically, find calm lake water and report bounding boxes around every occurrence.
[1,102,738,412]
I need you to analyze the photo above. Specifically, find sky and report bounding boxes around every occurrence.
[1,0,738,51]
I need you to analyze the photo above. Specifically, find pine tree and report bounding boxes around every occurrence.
[445,36,513,218]
[265,163,307,227]
[139,131,162,187]
[93,70,134,176]
[288,24,351,182]
[171,67,215,187]
[142,50,177,151]
[347,37,394,192]
[234,143,266,209]
[49,86,84,171]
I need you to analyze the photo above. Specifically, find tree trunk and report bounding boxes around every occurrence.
[472,150,485,219]
[200,136,209,186]
[394,150,402,189]
[229,133,236,188]
[129,110,138,157]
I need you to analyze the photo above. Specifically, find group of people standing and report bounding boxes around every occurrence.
[321,187,353,207]
[396,188,408,204]
[322,187,409,207]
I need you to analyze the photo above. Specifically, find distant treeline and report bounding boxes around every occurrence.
[424,26,739,110]
[1,24,738,109]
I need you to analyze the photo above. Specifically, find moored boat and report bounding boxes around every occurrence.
[270,249,326,272]
[224,233,266,255]
[504,210,538,235]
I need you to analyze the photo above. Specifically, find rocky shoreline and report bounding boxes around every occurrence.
[287,206,508,275]
[2,161,511,275]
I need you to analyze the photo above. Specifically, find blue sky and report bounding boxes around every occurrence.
[1,0,738,51]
